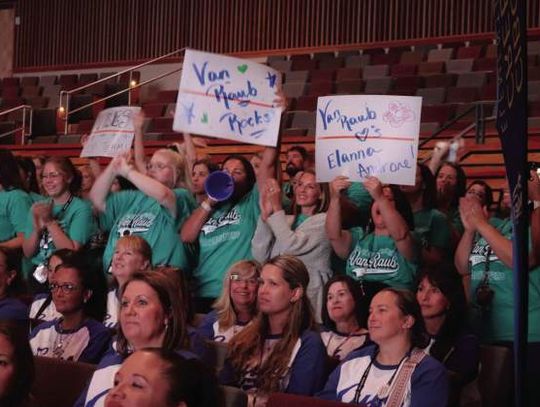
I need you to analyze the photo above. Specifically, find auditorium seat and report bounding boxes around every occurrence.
[473,58,496,71]
[157,90,178,103]
[59,74,79,90]
[362,64,389,79]
[295,96,318,111]
[421,104,456,125]
[423,73,457,88]
[266,55,287,64]
[446,59,474,73]
[32,108,58,137]
[344,54,371,68]
[31,356,97,407]
[364,77,393,94]
[394,75,424,89]
[335,79,363,94]
[21,86,42,99]
[283,128,308,137]
[290,111,316,129]
[291,58,318,71]
[456,45,484,59]
[310,70,335,83]
[267,394,349,407]
[2,77,19,87]
[318,57,345,70]
[335,67,362,81]
[270,60,292,72]
[99,72,119,83]
[484,43,497,59]
[39,75,58,86]
[456,72,487,88]
[21,76,39,86]
[400,50,425,65]
[1,86,20,99]
[371,52,400,65]
[79,73,99,85]
[390,64,417,77]
[417,61,446,75]
[446,87,479,103]
[27,96,49,109]
[307,81,334,96]
[118,70,140,84]
[337,50,359,58]
[528,40,540,56]
[151,117,174,133]
[529,66,540,81]
[142,103,167,118]
[427,47,455,62]
[283,82,307,98]
[285,71,309,83]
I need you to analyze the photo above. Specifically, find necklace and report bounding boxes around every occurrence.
[352,349,410,404]
[52,322,74,358]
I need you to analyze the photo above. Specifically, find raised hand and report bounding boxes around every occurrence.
[329,176,351,200]
[363,176,384,201]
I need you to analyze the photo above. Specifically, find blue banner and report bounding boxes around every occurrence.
[494,0,528,405]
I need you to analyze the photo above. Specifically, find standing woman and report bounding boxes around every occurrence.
[0,150,33,253]
[400,163,451,266]
[326,176,418,291]
[191,158,219,204]
[23,157,95,289]
[320,275,370,362]
[252,169,332,321]
[197,260,261,343]
[90,152,195,273]
[104,235,152,328]
[435,161,467,239]
[221,255,327,404]
[318,288,448,406]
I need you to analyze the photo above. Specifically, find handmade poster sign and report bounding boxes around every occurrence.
[315,95,422,185]
[173,49,282,147]
[80,106,140,158]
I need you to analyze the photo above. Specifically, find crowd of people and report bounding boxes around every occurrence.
[0,103,538,407]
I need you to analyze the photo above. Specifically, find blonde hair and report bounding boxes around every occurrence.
[213,260,261,331]
[153,148,191,190]
[228,255,315,393]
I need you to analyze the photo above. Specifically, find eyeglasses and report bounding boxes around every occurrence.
[49,283,80,293]
[230,274,259,285]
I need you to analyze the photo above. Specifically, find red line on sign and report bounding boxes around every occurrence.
[318,135,416,141]
[181,89,275,109]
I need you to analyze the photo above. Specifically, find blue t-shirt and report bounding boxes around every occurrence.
[317,344,448,406]
[0,296,29,321]
[29,318,111,363]
[196,309,250,343]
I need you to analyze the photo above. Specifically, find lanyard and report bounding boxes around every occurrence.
[40,195,74,249]
[352,350,409,404]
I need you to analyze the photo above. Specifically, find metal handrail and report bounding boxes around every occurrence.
[420,100,497,163]
[0,105,33,145]
[59,47,187,134]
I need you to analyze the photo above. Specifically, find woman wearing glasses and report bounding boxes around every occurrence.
[197,260,261,343]
[29,255,111,363]
[23,157,96,290]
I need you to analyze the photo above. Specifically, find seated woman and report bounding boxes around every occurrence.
[105,348,220,407]
[0,248,29,321]
[321,275,370,362]
[76,269,194,407]
[416,266,479,406]
[104,235,152,328]
[29,248,76,323]
[197,259,261,343]
[252,170,332,321]
[326,176,418,291]
[0,321,34,407]
[221,255,327,404]
[318,288,448,406]
[23,157,96,291]
[29,255,111,363]
[401,163,452,266]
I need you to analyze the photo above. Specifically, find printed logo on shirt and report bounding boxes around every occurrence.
[201,209,241,235]
[469,241,498,267]
[116,213,156,236]
[348,248,399,278]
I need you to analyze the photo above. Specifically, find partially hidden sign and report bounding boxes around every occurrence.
[173,49,282,147]
[315,95,422,186]
[80,106,140,158]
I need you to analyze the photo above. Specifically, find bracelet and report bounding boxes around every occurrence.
[200,201,212,212]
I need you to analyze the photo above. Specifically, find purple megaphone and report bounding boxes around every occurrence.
[204,171,235,202]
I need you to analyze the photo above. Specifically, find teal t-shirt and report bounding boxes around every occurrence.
[469,218,540,343]
[447,207,464,235]
[194,187,260,298]
[346,227,418,290]
[24,196,96,268]
[0,189,32,243]
[100,188,195,272]
[29,192,44,203]
[346,182,373,220]
[412,208,451,250]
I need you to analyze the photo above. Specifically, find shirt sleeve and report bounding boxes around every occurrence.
[78,323,112,364]
[251,216,275,263]
[175,188,197,228]
[410,356,449,407]
[67,200,96,245]
[286,332,327,396]
[8,190,32,233]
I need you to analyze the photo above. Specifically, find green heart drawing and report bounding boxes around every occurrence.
[237,64,248,74]
[201,113,208,123]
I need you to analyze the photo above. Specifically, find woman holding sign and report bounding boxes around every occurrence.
[90,152,195,273]
[326,175,418,292]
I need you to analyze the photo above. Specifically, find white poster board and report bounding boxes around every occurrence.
[81,106,140,158]
[315,95,422,185]
[173,49,282,147]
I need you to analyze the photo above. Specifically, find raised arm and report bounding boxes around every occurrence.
[180,196,215,243]
[363,177,416,261]
[326,176,353,259]
[88,157,118,213]
[133,111,148,174]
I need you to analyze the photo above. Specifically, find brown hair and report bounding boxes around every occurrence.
[44,156,82,194]
[116,270,188,356]
[291,168,330,215]
[228,255,315,393]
